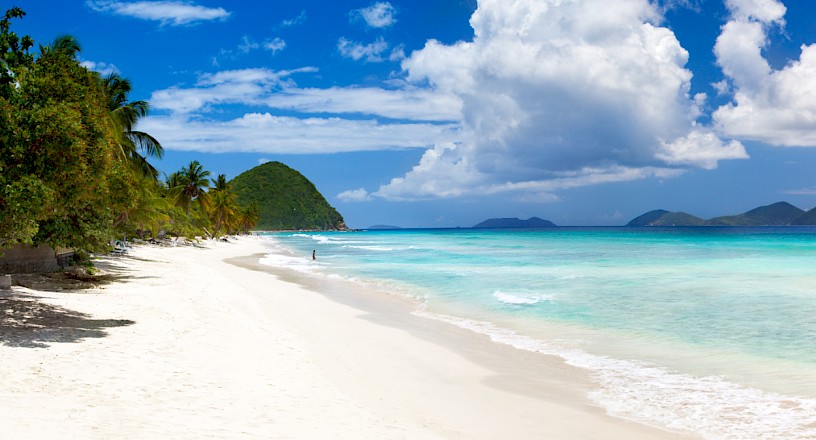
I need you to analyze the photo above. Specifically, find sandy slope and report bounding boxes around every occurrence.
[0,236,689,439]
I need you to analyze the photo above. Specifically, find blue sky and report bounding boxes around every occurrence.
[12,0,816,227]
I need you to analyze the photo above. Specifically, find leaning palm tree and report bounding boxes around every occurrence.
[208,188,237,237]
[171,161,211,215]
[102,73,164,179]
[236,201,261,234]
[114,175,172,238]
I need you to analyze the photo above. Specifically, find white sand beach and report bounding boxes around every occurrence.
[0,236,690,439]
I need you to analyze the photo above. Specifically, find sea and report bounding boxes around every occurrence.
[258,227,816,439]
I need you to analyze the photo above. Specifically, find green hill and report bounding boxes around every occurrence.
[627,210,705,226]
[627,201,814,227]
[707,202,805,226]
[791,207,816,225]
[230,161,346,230]
[473,217,556,228]
[626,210,671,227]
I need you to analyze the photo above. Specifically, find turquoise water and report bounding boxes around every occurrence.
[260,228,816,439]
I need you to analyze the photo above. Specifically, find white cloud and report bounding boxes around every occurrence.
[353,2,397,28]
[80,60,119,76]
[338,37,389,63]
[263,86,460,121]
[656,130,748,169]
[712,79,730,96]
[281,10,306,27]
[337,188,371,202]
[150,67,460,121]
[138,114,457,154]
[150,67,314,114]
[238,36,259,54]
[724,0,785,23]
[712,0,816,147]
[264,38,286,54]
[372,0,742,201]
[86,0,230,26]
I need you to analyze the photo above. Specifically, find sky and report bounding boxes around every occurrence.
[10,0,816,227]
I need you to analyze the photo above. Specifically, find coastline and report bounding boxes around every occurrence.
[0,236,689,439]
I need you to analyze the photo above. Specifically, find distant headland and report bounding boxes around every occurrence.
[472,217,557,229]
[626,201,816,227]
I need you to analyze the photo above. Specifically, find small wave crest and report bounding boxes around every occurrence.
[342,245,395,251]
[493,290,553,305]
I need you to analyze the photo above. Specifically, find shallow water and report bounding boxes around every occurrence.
[260,227,816,439]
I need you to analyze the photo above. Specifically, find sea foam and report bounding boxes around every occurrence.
[417,311,816,440]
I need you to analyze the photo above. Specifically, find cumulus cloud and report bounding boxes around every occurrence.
[352,2,397,28]
[368,0,745,201]
[337,188,372,202]
[656,130,749,169]
[712,0,816,147]
[86,0,230,26]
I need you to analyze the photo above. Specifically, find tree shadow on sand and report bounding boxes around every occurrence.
[0,293,134,348]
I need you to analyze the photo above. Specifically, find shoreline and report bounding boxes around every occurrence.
[0,236,689,439]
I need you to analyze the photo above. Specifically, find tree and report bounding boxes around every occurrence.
[236,201,261,234]
[102,73,164,179]
[38,34,81,58]
[209,188,237,237]
[0,49,121,250]
[211,173,229,191]
[0,7,34,99]
[171,160,211,215]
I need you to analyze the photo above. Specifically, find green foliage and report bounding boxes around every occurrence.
[0,49,121,251]
[706,202,805,226]
[230,161,346,230]
[169,160,211,215]
[0,7,34,99]
[628,202,816,226]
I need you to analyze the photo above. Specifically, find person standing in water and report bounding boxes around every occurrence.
[312,250,316,260]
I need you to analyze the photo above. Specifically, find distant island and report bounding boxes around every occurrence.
[231,161,347,231]
[367,225,403,230]
[627,202,816,226]
[473,217,556,228]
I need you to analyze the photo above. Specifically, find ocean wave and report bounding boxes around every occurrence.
[493,290,553,305]
[258,253,320,274]
[342,245,395,251]
[415,311,816,440]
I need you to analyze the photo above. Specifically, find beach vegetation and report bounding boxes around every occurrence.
[169,160,211,215]
[0,7,264,257]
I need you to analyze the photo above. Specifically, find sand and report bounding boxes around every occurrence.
[0,236,691,439]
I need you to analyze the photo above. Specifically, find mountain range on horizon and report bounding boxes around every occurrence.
[626,201,816,227]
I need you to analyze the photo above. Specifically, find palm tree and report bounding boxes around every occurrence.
[114,175,171,237]
[102,73,164,179]
[39,34,81,58]
[172,160,211,215]
[209,188,237,237]
[236,201,261,234]
[211,174,230,191]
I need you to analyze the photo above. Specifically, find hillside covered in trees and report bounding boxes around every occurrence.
[627,202,816,226]
[230,162,346,231]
